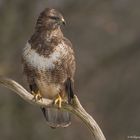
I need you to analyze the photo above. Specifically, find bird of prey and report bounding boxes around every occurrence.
[22,8,76,128]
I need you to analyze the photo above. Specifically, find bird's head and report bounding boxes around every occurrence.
[36,8,66,30]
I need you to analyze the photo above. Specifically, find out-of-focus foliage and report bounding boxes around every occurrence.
[0,0,140,140]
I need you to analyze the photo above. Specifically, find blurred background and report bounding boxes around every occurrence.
[0,0,140,140]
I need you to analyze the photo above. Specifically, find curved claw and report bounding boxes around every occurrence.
[54,94,62,108]
[32,91,42,101]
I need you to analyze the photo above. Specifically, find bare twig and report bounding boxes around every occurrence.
[0,76,106,140]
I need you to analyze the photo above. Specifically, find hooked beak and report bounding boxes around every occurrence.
[61,18,66,25]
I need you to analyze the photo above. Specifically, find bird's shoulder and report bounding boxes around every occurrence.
[62,37,73,48]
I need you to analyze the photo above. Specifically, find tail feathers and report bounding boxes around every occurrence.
[41,108,71,128]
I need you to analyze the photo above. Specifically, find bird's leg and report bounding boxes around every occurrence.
[54,94,62,108]
[32,90,42,101]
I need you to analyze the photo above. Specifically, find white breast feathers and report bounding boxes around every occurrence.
[22,42,66,70]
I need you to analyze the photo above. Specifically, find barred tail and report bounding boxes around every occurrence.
[41,108,71,128]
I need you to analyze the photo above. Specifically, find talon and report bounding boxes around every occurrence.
[54,94,62,108]
[32,91,42,101]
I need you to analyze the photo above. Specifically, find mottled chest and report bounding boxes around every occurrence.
[22,42,68,70]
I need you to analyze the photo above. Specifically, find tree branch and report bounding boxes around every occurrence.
[0,76,106,140]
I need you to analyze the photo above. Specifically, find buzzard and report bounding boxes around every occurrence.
[22,8,76,128]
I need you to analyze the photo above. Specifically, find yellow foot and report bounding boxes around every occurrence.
[54,94,62,108]
[32,91,42,101]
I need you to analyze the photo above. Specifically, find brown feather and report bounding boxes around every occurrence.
[22,8,76,128]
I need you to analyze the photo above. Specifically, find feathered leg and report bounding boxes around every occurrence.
[43,78,74,128]
[29,83,42,101]
[29,78,74,128]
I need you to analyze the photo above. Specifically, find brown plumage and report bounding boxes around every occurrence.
[22,8,76,128]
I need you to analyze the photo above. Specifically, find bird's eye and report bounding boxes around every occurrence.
[49,16,59,20]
